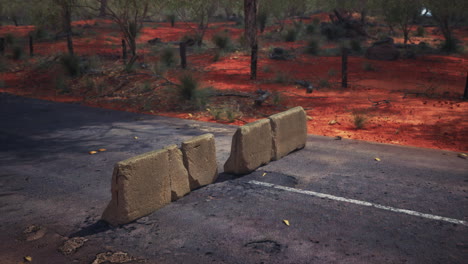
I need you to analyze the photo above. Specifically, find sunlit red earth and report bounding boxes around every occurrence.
[1,14,467,152]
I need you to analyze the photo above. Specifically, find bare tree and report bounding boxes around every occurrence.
[97,0,150,65]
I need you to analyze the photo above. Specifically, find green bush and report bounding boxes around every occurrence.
[160,47,177,67]
[178,73,211,108]
[415,26,425,37]
[212,32,232,51]
[209,104,242,123]
[12,46,23,60]
[167,13,176,27]
[350,39,362,52]
[5,33,15,45]
[318,79,330,88]
[274,71,289,84]
[0,58,7,72]
[305,39,320,55]
[362,62,376,71]
[61,54,81,76]
[179,73,198,100]
[320,23,345,41]
[284,28,299,42]
[306,24,315,34]
[258,10,268,33]
[55,75,70,94]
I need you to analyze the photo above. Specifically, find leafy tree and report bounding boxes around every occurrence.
[379,0,422,45]
[423,0,467,52]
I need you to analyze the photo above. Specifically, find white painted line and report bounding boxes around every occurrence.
[249,180,468,227]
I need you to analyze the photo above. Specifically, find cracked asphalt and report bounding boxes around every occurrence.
[1,93,467,264]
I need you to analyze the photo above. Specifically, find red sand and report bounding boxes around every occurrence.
[1,18,467,152]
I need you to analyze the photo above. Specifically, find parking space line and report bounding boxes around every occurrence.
[249,180,467,226]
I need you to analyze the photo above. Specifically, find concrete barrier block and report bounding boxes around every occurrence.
[102,149,171,226]
[165,145,190,201]
[269,106,307,160]
[224,119,272,175]
[181,134,218,190]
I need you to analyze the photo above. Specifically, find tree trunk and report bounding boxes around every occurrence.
[244,0,258,80]
[63,2,74,55]
[251,44,258,80]
[180,42,187,69]
[99,0,107,17]
[341,47,348,88]
[29,35,33,57]
[122,39,127,62]
[0,38,5,56]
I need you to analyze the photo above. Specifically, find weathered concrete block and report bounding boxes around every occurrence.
[102,149,171,226]
[269,106,307,160]
[224,119,272,175]
[181,134,218,190]
[165,145,190,201]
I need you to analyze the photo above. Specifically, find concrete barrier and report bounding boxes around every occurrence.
[224,119,272,175]
[165,145,191,201]
[102,149,171,226]
[269,106,307,160]
[181,134,218,190]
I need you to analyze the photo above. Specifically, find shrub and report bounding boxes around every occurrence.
[352,110,368,129]
[258,10,268,33]
[318,79,330,88]
[305,39,320,55]
[0,58,7,72]
[167,13,176,27]
[213,50,222,62]
[362,62,376,71]
[415,26,425,37]
[179,73,198,100]
[212,32,232,51]
[160,47,177,67]
[440,38,460,53]
[274,71,289,84]
[350,39,362,52]
[55,75,70,94]
[320,23,345,41]
[32,27,50,40]
[12,46,23,60]
[284,28,299,42]
[209,104,242,123]
[306,24,315,34]
[178,73,211,108]
[5,33,15,45]
[272,91,283,105]
[61,54,81,76]
[312,17,320,25]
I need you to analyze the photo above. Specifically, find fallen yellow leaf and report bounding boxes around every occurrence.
[283,220,290,226]
[375,157,381,161]
[24,256,32,262]
[98,148,107,152]
[457,153,467,159]
[88,151,97,155]
[188,113,193,117]
[262,172,267,177]
[134,136,138,140]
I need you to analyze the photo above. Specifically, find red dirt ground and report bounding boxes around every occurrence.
[1,16,467,152]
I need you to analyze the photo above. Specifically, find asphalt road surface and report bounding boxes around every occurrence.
[1,93,467,264]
